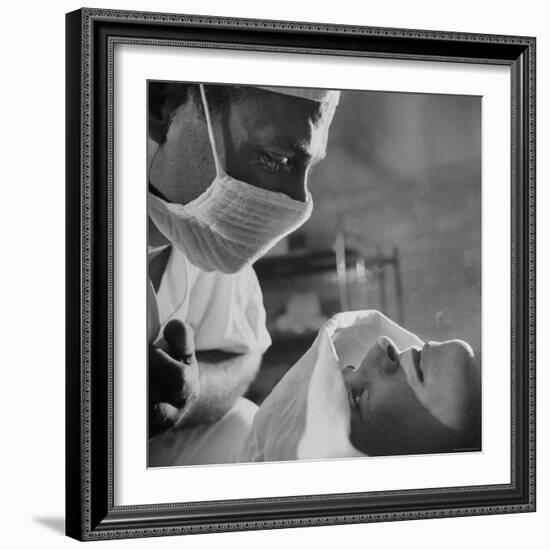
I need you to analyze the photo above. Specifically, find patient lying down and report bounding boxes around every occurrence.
[343,335,481,457]
[149,310,481,466]
[240,310,481,463]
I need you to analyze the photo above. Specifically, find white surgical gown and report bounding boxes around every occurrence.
[147,244,271,467]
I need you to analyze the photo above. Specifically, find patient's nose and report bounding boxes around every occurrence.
[360,336,400,375]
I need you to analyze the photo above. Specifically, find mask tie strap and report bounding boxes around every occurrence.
[199,84,224,177]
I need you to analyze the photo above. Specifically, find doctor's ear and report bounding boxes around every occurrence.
[148,82,191,144]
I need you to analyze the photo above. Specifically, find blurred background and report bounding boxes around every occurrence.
[246,89,481,404]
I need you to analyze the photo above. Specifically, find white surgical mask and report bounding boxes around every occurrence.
[148,84,313,274]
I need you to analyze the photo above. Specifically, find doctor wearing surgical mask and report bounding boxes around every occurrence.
[147,83,340,466]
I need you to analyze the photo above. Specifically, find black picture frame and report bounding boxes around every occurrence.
[65,7,536,541]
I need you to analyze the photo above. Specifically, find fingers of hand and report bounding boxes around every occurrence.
[149,345,188,407]
[151,402,179,427]
[163,319,195,363]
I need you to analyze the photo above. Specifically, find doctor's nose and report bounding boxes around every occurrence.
[278,169,308,202]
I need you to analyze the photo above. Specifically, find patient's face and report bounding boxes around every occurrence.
[343,336,481,456]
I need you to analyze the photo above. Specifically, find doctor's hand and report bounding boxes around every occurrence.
[149,320,200,439]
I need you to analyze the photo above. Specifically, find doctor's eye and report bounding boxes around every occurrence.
[259,151,291,174]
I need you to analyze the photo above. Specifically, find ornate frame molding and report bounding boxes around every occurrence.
[66,8,536,541]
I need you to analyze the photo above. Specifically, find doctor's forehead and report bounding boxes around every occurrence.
[230,89,333,152]
[235,87,329,121]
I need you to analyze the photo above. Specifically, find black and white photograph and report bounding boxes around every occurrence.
[61,5,536,542]
[146,81,482,468]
